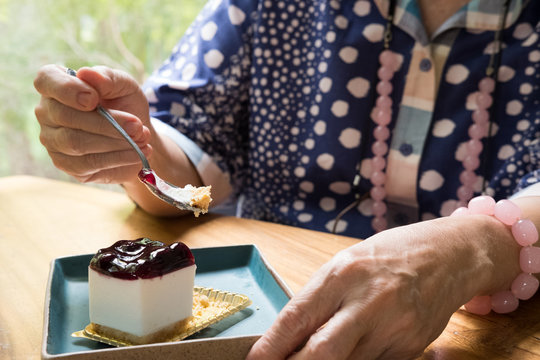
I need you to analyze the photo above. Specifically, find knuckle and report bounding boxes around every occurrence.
[34,104,45,122]
[303,337,338,360]
[53,102,75,128]
[49,154,71,174]
[398,311,417,329]
[35,98,53,124]
[33,66,50,92]
[38,131,50,148]
[99,66,136,96]
[92,65,109,73]
[350,312,372,332]
[63,129,84,156]
[44,99,60,122]
[279,302,313,336]
[84,153,102,173]
[48,151,93,179]
[53,128,80,156]
[327,252,360,283]
[34,64,61,94]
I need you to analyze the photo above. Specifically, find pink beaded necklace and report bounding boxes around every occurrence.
[332,0,511,234]
[369,5,399,232]
[456,0,510,208]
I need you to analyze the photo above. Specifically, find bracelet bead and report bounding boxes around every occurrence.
[451,195,540,314]
[511,272,539,300]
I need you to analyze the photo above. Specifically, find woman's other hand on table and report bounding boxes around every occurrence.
[247,215,519,359]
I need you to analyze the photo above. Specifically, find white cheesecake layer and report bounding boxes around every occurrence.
[89,264,196,337]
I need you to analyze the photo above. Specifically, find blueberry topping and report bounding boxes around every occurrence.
[90,238,195,280]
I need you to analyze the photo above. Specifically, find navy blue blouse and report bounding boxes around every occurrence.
[144,0,540,238]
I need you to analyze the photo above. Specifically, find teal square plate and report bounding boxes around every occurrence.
[42,244,293,359]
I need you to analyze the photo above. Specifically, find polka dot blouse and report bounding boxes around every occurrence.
[143,0,540,239]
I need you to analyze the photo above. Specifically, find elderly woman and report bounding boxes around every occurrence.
[34,0,539,358]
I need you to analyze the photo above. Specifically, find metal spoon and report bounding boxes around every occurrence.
[66,68,208,215]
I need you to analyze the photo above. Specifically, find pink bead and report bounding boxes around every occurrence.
[457,185,474,202]
[494,200,522,226]
[377,66,394,81]
[512,219,539,246]
[478,77,495,93]
[463,295,491,315]
[372,200,387,216]
[370,186,386,201]
[459,170,477,186]
[372,216,388,233]
[520,246,540,273]
[373,108,392,126]
[463,155,480,171]
[379,50,398,70]
[371,156,386,171]
[369,51,398,235]
[370,171,386,186]
[373,125,390,141]
[451,207,470,217]
[372,140,388,156]
[468,195,495,215]
[472,109,489,124]
[476,92,493,109]
[466,139,483,156]
[491,291,519,314]
[511,272,539,300]
[376,81,393,96]
[376,95,392,108]
[468,123,489,139]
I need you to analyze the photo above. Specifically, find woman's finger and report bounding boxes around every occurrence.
[39,97,148,141]
[345,332,423,360]
[289,304,370,360]
[246,297,328,359]
[77,66,141,100]
[76,66,149,117]
[73,163,146,184]
[247,260,351,360]
[344,309,432,360]
[49,146,152,178]
[40,125,149,156]
[33,64,99,111]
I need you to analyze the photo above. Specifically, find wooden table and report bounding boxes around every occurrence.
[0,175,539,359]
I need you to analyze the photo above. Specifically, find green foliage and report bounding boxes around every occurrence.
[0,0,205,179]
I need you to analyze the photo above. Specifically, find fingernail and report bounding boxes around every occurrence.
[77,92,93,107]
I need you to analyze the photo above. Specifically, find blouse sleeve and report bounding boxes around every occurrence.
[142,0,259,201]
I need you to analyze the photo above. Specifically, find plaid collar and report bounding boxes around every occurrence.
[373,0,528,45]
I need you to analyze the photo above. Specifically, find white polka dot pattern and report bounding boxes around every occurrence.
[143,0,540,238]
[446,64,469,84]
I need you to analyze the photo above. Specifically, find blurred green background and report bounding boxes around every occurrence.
[0,0,205,182]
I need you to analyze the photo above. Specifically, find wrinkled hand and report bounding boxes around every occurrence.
[34,65,152,184]
[247,219,476,360]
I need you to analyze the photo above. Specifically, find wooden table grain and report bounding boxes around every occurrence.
[0,176,538,360]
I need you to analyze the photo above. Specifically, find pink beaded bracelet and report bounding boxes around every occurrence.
[451,195,540,315]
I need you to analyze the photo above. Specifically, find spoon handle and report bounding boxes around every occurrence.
[66,68,151,170]
[96,106,151,169]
